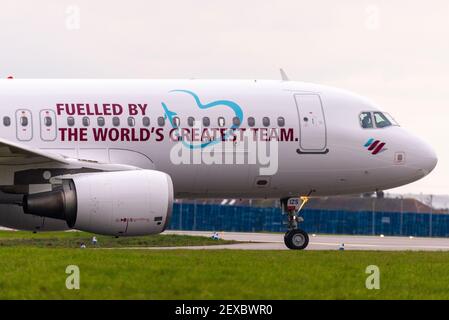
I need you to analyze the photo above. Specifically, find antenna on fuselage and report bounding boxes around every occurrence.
[280,68,290,81]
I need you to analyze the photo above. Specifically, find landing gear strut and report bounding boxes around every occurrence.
[281,195,311,250]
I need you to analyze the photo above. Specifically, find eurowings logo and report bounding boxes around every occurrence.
[364,138,387,155]
[161,90,243,149]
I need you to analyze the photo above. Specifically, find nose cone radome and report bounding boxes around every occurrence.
[422,143,438,176]
[411,138,438,178]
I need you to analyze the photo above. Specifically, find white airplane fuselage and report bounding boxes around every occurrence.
[0,79,437,200]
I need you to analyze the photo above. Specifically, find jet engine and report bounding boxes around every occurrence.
[22,170,174,236]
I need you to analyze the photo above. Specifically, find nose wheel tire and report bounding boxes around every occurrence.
[284,229,309,250]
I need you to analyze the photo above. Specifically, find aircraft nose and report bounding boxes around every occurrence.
[425,145,438,174]
[416,140,438,176]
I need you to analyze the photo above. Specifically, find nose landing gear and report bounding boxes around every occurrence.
[281,195,311,250]
[284,229,309,250]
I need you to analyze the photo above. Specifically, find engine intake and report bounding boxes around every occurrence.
[22,170,174,236]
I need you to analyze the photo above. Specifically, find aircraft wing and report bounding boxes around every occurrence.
[0,137,69,165]
[0,137,139,171]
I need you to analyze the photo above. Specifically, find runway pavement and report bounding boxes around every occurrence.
[163,230,449,251]
[2,226,448,250]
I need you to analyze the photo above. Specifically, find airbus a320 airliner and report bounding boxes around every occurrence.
[0,76,437,249]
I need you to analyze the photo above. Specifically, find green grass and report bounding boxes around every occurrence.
[1,244,449,299]
[0,230,236,248]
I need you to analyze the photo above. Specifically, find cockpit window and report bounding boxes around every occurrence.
[360,111,399,129]
[373,112,399,128]
[360,112,373,128]
[383,112,399,126]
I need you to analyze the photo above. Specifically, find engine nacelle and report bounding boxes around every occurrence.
[23,170,174,236]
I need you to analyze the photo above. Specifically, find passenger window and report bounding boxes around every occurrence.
[158,117,165,127]
[359,112,373,129]
[97,117,105,127]
[21,116,28,127]
[277,117,285,127]
[203,117,210,127]
[218,117,225,127]
[373,112,392,128]
[113,117,120,127]
[3,116,11,127]
[67,117,75,127]
[82,117,90,127]
[44,116,52,127]
[262,117,270,127]
[232,117,241,127]
[248,117,255,127]
[128,117,135,127]
[142,117,150,127]
[173,116,180,128]
[187,117,195,127]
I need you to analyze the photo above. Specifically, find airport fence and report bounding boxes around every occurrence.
[169,203,449,237]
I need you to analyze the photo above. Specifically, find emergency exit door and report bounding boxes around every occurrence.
[39,109,57,141]
[15,109,33,141]
[294,94,328,154]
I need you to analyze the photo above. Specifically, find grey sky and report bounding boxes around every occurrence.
[1,0,448,194]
